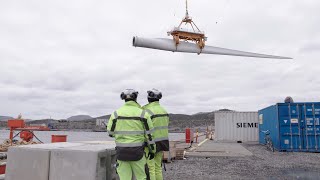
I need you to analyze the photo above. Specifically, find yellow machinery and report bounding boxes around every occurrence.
[168,0,207,50]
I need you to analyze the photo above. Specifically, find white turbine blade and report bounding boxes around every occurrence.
[133,36,292,59]
[202,45,292,59]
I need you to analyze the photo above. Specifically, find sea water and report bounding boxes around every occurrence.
[0,130,184,143]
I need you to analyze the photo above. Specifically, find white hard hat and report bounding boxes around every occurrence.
[147,88,162,99]
[120,89,139,100]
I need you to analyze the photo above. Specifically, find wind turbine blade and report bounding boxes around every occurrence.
[133,36,292,59]
[202,45,292,59]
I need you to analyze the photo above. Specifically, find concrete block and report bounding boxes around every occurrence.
[49,143,117,180]
[106,150,118,180]
[49,149,102,180]
[68,140,118,178]
[22,142,86,150]
[5,147,50,180]
[5,142,118,180]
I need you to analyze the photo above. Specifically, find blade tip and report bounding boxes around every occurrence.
[283,57,293,59]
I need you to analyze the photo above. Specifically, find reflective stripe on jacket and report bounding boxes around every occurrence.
[143,101,170,152]
[107,101,155,161]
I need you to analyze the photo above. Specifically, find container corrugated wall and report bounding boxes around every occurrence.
[215,112,259,142]
[259,102,320,152]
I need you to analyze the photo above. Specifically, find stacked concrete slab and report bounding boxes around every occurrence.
[5,141,118,180]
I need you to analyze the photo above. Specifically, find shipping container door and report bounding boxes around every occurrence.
[301,103,320,151]
[278,104,302,151]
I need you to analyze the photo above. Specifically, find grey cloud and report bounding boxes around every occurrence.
[300,43,320,53]
[0,0,320,119]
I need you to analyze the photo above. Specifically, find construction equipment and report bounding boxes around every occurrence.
[8,119,25,142]
[133,1,292,59]
[167,0,207,51]
[2,115,48,150]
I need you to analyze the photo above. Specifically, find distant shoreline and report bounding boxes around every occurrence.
[0,128,186,133]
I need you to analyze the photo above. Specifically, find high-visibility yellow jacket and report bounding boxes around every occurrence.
[143,101,170,152]
[107,101,155,161]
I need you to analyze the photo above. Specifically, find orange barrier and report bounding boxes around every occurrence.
[0,163,6,174]
[51,135,67,143]
[185,128,194,143]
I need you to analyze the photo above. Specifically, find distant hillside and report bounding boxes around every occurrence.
[67,115,93,121]
[86,112,215,132]
[168,109,233,131]
[94,115,111,120]
[27,119,58,125]
[169,112,215,131]
[43,112,215,131]
[75,115,111,123]
[0,116,13,121]
[0,109,235,131]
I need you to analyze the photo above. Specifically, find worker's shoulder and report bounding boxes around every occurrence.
[154,103,167,111]
[142,103,150,109]
[158,104,168,112]
[148,105,168,115]
[116,105,143,114]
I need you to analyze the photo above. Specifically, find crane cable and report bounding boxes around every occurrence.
[185,0,189,17]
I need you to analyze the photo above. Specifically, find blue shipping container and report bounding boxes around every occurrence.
[259,102,320,152]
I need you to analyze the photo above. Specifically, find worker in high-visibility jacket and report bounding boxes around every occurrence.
[143,89,170,180]
[107,89,156,180]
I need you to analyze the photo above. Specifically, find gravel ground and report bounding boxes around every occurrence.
[163,143,320,180]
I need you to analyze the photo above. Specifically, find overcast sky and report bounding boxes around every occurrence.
[0,0,319,119]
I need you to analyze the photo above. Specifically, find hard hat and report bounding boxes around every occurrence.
[147,88,162,99]
[120,89,139,100]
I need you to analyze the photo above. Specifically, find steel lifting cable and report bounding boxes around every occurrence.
[32,132,44,144]
[312,103,318,150]
[12,131,22,139]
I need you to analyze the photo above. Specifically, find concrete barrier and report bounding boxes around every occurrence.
[5,141,117,180]
[5,146,51,180]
